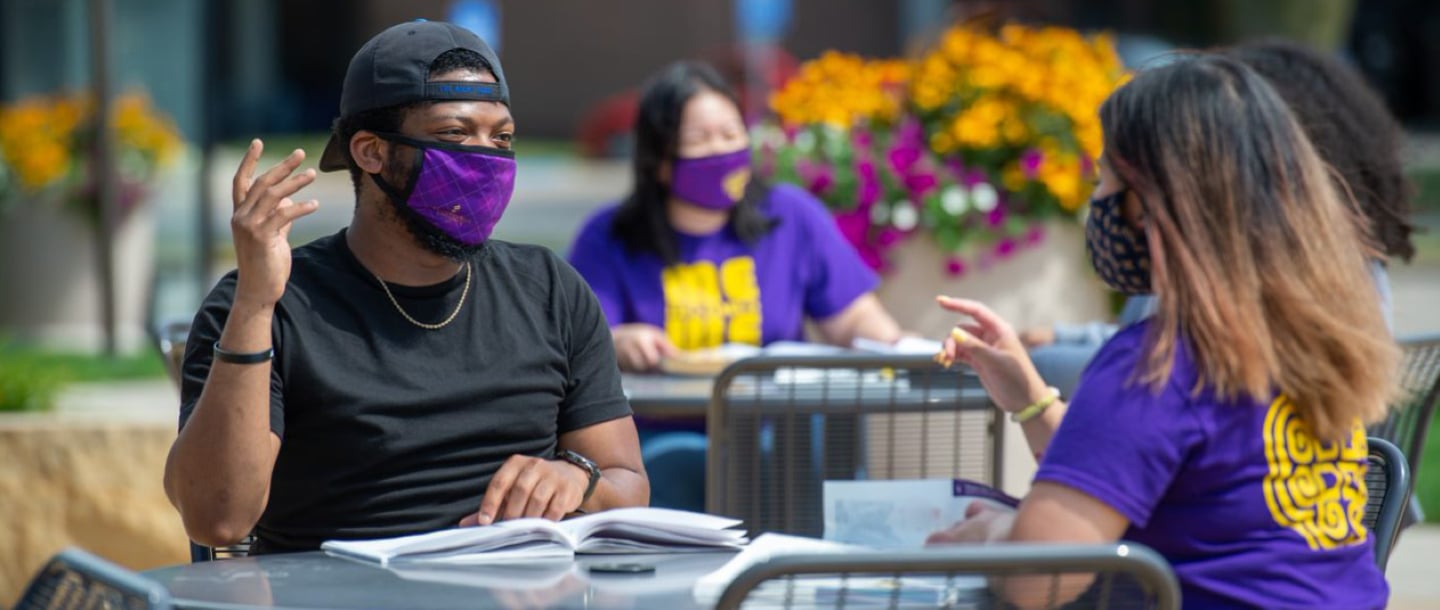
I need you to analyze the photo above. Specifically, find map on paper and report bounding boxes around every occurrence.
[823,479,1020,549]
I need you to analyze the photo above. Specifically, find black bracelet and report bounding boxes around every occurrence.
[213,341,274,365]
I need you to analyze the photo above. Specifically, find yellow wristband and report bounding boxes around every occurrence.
[1011,387,1061,423]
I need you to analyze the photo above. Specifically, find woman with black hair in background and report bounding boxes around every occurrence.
[568,61,904,510]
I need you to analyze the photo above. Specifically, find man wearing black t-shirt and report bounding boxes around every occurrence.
[163,21,647,554]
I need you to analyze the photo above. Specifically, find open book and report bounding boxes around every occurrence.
[321,507,747,566]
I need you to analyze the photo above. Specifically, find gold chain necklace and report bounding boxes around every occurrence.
[373,262,472,330]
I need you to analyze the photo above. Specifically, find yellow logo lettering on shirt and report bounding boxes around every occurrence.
[661,256,762,350]
[1262,396,1369,550]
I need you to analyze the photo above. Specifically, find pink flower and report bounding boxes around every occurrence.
[945,256,967,277]
[904,172,938,197]
[897,118,925,149]
[799,160,835,195]
[945,158,967,180]
[1021,148,1044,179]
[855,159,880,209]
[852,128,874,150]
[1024,225,1046,245]
[986,206,1007,228]
[994,238,1019,259]
[887,144,922,176]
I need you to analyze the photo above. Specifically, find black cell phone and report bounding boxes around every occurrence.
[587,562,657,574]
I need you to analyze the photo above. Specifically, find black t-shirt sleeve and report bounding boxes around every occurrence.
[554,257,632,433]
[178,273,286,438]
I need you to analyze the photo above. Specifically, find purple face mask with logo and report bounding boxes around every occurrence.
[371,133,516,245]
[669,149,753,210]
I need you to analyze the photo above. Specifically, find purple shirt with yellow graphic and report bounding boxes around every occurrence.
[568,184,878,349]
[1037,321,1388,609]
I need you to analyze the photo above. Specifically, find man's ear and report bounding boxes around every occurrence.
[350,131,385,174]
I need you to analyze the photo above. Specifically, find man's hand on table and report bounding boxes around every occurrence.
[459,455,591,525]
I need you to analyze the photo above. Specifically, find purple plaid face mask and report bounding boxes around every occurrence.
[669,148,752,210]
[370,133,516,245]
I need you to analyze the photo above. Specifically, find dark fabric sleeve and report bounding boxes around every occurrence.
[554,256,632,433]
[1032,331,1204,528]
[178,272,286,438]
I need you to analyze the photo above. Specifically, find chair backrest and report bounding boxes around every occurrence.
[15,548,173,610]
[1364,436,1410,571]
[154,319,191,389]
[714,543,1181,610]
[706,354,1002,537]
[1370,333,1440,479]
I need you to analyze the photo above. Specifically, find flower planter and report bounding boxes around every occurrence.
[876,220,1110,339]
[0,200,154,352]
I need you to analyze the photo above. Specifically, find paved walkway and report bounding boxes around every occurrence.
[1385,524,1440,609]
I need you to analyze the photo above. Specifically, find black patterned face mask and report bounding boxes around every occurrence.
[1085,190,1153,294]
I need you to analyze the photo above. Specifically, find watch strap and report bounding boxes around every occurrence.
[558,449,601,503]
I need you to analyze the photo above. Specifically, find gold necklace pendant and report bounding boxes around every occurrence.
[373,261,472,330]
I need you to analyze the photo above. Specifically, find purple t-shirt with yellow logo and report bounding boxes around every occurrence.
[1037,322,1387,609]
[567,184,878,348]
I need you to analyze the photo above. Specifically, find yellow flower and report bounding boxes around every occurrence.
[0,89,185,197]
[770,51,910,129]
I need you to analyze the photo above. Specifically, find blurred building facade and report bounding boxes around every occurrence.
[7,0,1439,143]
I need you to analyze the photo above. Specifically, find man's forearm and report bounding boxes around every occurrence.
[164,298,281,546]
[579,467,650,513]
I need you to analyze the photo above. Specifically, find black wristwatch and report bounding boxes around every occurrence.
[556,449,601,504]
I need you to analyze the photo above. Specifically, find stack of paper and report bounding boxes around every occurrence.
[851,336,946,355]
[322,507,747,566]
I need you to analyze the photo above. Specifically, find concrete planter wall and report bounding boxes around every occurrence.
[0,411,186,606]
[875,220,1110,339]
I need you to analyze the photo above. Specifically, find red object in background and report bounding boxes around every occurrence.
[576,43,799,159]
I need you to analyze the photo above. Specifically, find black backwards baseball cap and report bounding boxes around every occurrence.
[318,19,509,172]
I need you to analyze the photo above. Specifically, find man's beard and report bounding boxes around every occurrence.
[378,149,487,261]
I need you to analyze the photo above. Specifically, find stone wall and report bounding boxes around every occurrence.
[0,413,187,605]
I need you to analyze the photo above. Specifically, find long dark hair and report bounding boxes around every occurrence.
[1225,40,1418,262]
[611,61,774,264]
[1100,54,1398,440]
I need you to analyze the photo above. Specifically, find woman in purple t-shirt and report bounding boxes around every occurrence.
[568,61,904,512]
[930,55,1398,609]
[568,61,902,372]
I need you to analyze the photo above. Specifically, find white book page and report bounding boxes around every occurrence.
[321,518,572,566]
[560,507,743,543]
[322,508,744,566]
